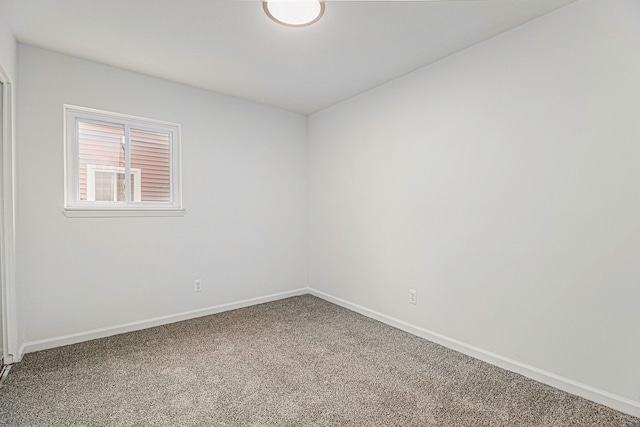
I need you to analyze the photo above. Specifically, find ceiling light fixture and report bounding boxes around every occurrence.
[263,0,325,27]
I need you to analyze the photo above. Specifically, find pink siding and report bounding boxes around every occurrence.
[131,128,170,202]
[78,122,171,202]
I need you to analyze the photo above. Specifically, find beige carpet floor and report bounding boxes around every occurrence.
[0,295,638,426]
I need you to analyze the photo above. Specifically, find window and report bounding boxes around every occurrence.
[86,165,141,202]
[64,105,184,217]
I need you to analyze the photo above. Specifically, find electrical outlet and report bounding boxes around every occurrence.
[194,279,202,292]
[409,289,417,305]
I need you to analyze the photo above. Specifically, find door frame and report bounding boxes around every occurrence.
[0,64,18,365]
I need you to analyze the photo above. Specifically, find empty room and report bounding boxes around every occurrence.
[0,0,639,425]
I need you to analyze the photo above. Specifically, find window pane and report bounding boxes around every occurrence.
[130,128,171,203]
[94,171,115,202]
[78,121,125,201]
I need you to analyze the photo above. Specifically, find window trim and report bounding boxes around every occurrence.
[63,105,185,217]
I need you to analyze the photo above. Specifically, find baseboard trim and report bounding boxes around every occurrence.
[308,288,640,418]
[18,288,309,359]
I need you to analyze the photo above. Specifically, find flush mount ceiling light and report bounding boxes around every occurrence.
[263,0,325,27]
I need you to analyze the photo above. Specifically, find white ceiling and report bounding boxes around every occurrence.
[2,0,576,114]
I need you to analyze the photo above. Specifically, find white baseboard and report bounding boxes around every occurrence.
[18,288,308,359]
[308,288,640,418]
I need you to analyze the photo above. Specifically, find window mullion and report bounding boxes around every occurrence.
[124,125,131,204]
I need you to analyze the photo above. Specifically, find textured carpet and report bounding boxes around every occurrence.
[0,295,638,426]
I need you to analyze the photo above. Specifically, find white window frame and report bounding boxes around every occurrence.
[86,165,142,202]
[63,105,185,217]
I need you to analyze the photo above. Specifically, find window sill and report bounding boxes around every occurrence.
[63,208,187,218]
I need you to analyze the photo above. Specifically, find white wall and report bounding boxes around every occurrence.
[16,45,308,346]
[308,0,640,407]
[0,0,16,81]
